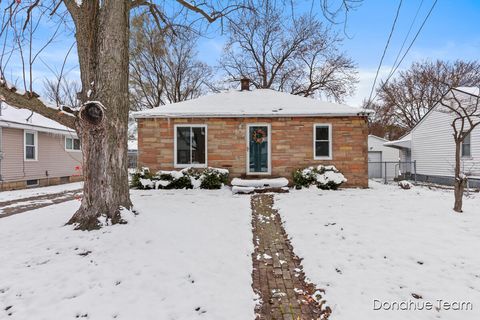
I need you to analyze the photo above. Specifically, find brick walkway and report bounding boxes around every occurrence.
[251,194,331,320]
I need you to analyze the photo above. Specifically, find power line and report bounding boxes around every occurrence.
[371,0,438,103]
[366,0,403,104]
[387,0,424,80]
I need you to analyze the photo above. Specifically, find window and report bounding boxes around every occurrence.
[174,125,207,167]
[65,137,81,151]
[462,132,471,157]
[313,124,332,159]
[24,131,37,161]
[26,179,39,186]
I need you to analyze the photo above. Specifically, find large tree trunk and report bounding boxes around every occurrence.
[66,0,132,230]
[453,140,464,213]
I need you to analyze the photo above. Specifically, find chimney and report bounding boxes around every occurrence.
[240,78,250,91]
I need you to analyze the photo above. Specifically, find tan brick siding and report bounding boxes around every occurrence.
[138,117,368,187]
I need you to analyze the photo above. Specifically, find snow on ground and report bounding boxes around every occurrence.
[0,188,254,320]
[275,181,480,320]
[0,182,83,202]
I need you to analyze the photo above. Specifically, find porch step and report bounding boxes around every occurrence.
[231,178,289,194]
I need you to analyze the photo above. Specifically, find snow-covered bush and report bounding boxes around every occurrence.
[398,180,413,190]
[293,165,347,190]
[130,167,156,189]
[200,167,229,189]
[130,167,229,190]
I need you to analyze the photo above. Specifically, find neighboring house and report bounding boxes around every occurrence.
[367,135,399,179]
[128,139,138,169]
[0,103,83,191]
[134,84,370,187]
[385,87,480,187]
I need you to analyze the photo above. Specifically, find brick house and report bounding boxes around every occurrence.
[134,86,369,187]
[0,103,83,191]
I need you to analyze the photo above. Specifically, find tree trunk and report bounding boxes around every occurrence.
[67,0,132,230]
[453,140,464,213]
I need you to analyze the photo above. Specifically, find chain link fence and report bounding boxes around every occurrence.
[368,161,417,184]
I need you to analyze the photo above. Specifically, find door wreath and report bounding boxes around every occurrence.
[252,128,266,144]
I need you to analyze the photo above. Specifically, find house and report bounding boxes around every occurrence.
[367,135,399,179]
[134,82,370,187]
[0,102,83,191]
[128,139,138,169]
[385,87,480,188]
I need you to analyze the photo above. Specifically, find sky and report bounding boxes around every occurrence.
[196,0,480,107]
[2,0,480,108]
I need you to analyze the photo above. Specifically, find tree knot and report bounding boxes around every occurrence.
[80,101,105,126]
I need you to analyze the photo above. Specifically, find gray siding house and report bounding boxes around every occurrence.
[0,103,83,191]
[385,87,480,187]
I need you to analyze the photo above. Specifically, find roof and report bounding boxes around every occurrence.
[133,89,369,119]
[453,86,480,97]
[368,134,389,142]
[0,102,75,135]
[383,133,411,149]
[128,139,138,151]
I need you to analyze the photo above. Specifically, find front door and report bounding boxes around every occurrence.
[247,124,270,174]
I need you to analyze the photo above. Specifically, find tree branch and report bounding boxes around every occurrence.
[0,83,76,129]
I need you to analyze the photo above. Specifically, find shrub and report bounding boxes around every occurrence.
[200,168,229,189]
[129,167,229,190]
[293,165,347,190]
[130,167,155,189]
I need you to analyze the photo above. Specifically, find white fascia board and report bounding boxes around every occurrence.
[0,120,77,137]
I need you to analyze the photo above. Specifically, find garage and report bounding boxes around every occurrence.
[368,151,382,178]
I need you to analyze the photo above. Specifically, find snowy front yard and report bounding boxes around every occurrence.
[276,181,480,320]
[0,189,254,320]
[1,181,479,320]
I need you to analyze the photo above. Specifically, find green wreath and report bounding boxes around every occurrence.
[252,128,266,144]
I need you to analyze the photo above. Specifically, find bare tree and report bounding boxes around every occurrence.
[129,13,213,110]
[363,100,407,140]
[43,78,81,109]
[375,60,480,129]
[219,2,357,102]
[438,87,480,213]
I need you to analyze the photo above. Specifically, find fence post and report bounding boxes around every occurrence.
[414,161,417,183]
[384,162,387,184]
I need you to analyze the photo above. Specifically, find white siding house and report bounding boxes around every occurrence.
[367,135,399,179]
[385,87,480,187]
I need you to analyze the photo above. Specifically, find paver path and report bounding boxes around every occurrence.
[251,194,331,320]
[0,189,82,218]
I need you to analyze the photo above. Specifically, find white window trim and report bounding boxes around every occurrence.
[65,137,82,152]
[246,123,272,175]
[313,123,333,160]
[173,124,208,168]
[24,130,38,161]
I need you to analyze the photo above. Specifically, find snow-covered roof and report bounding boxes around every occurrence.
[128,139,138,151]
[133,89,369,118]
[0,102,75,135]
[383,133,411,149]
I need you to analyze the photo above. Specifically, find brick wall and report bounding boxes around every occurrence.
[138,116,368,187]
